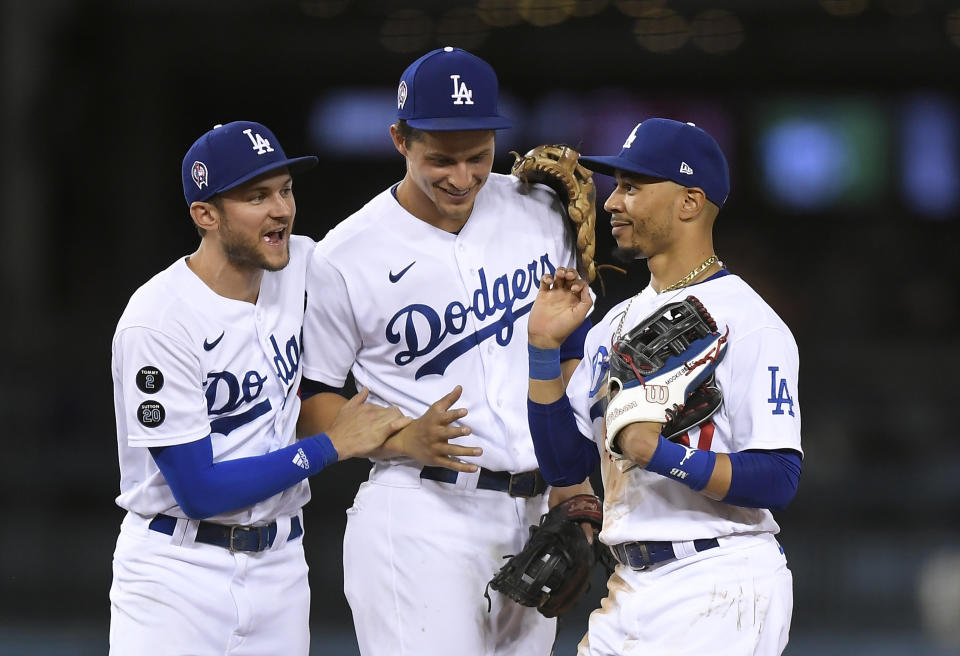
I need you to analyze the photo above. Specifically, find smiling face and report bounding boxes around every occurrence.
[391,126,495,230]
[604,171,687,261]
[214,168,296,272]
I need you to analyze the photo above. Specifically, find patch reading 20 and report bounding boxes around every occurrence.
[136,366,164,394]
[137,400,166,428]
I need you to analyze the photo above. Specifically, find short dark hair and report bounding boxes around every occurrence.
[395,119,426,144]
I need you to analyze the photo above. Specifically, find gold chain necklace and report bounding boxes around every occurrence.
[660,255,720,293]
[613,254,721,341]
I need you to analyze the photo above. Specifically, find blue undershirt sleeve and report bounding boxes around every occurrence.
[527,395,600,486]
[149,434,340,520]
[723,449,802,511]
[559,317,592,362]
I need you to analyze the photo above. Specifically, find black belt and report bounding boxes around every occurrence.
[148,513,303,553]
[611,538,720,570]
[420,466,547,498]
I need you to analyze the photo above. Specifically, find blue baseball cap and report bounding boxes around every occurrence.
[181,121,318,205]
[579,118,730,208]
[396,47,512,131]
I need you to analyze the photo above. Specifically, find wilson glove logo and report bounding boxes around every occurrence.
[644,385,668,404]
[386,254,555,379]
[606,400,637,422]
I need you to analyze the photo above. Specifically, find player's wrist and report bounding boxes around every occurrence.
[323,430,351,461]
[616,423,661,465]
[645,435,716,491]
[528,343,562,380]
[528,334,563,350]
[376,430,409,459]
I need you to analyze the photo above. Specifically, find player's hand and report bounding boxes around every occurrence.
[528,266,593,349]
[383,385,481,472]
[326,388,412,461]
[548,479,596,545]
[614,421,662,467]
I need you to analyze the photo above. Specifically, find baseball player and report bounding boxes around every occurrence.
[297,48,593,655]
[525,118,803,654]
[109,120,407,656]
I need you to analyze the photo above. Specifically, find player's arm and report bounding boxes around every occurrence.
[299,377,480,472]
[616,424,801,510]
[548,310,595,504]
[297,380,349,438]
[526,267,600,486]
[615,321,803,510]
[152,388,409,520]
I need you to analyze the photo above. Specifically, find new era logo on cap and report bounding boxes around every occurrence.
[579,118,730,207]
[181,121,318,206]
[396,47,511,131]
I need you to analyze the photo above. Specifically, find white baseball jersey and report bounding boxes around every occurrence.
[567,272,803,544]
[302,173,577,473]
[111,235,315,526]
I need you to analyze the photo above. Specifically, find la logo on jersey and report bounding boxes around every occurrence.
[767,366,795,416]
[450,74,474,105]
[243,128,274,155]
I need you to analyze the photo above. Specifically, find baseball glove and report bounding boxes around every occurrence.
[487,494,602,617]
[511,144,598,282]
[605,295,728,458]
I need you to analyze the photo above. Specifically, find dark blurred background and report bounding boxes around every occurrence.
[3,0,960,654]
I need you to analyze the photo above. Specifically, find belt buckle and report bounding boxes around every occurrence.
[228,525,241,553]
[637,542,652,568]
[227,525,264,553]
[507,473,533,498]
[615,542,648,571]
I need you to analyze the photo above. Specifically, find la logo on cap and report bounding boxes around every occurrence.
[450,74,474,105]
[243,128,274,155]
[398,80,408,109]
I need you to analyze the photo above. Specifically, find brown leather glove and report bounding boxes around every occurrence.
[512,144,598,282]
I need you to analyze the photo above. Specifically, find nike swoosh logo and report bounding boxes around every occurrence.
[389,261,416,283]
[203,332,225,351]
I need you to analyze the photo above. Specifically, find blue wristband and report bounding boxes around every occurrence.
[644,435,716,492]
[528,344,562,380]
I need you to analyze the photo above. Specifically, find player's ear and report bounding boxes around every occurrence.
[389,124,408,157]
[189,201,220,233]
[678,187,706,221]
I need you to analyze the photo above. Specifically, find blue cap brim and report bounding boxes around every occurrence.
[578,155,666,180]
[205,155,319,201]
[405,116,512,131]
